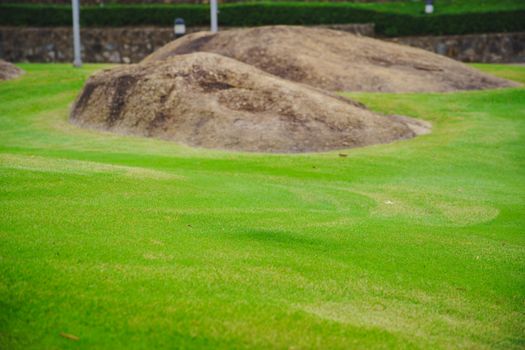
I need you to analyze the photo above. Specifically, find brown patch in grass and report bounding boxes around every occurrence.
[71,52,430,153]
[0,60,24,81]
[143,26,518,92]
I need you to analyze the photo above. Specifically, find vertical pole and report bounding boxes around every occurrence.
[72,0,82,67]
[210,0,218,33]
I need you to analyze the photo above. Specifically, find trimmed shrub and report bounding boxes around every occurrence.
[0,3,524,37]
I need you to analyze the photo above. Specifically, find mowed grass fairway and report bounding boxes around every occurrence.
[0,64,524,349]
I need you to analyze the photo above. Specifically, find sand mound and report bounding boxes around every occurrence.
[143,26,518,92]
[71,52,429,153]
[0,60,24,81]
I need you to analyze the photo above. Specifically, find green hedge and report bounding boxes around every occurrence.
[1,3,524,37]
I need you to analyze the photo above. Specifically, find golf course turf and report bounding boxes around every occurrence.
[0,64,524,349]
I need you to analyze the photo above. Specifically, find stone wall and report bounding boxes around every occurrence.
[0,27,179,63]
[391,32,525,63]
[0,24,374,63]
[1,26,524,64]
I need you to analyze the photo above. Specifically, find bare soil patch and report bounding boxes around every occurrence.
[71,53,429,153]
[143,26,518,92]
[0,60,24,81]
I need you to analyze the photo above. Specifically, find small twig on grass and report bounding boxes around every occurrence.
[60,332,80,341]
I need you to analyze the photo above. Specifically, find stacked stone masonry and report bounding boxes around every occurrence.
[0,26,523,64]
[391,32,525,63]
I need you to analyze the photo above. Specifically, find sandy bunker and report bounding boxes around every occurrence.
[0,60,24,81]
[71,52,429,153]
[144,26,518,92]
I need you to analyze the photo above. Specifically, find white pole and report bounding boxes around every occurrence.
[210,0,218,33]
[72,0,82,67]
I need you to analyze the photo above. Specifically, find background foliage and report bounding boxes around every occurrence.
[1,1,524,36]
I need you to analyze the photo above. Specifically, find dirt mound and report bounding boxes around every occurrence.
[143,26,518,92]
[71,52,429,153]
[0,60,24,80]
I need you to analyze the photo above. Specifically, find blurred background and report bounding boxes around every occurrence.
[0,0,523,64]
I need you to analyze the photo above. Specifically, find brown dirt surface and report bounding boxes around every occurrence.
[143,26,518,92]
[0,60,24,80]
[71,52,430,153]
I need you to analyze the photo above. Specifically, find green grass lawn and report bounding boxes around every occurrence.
[0,63,524,349]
